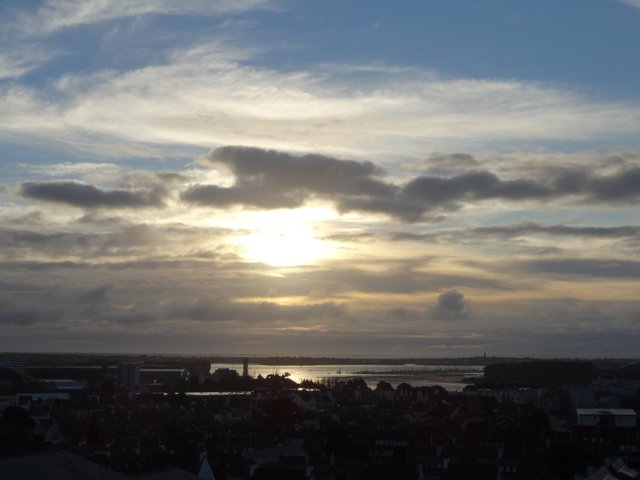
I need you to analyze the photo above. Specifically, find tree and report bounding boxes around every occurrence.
[375,381,394,391]
[345,378,369,391]
[0,406,36,454]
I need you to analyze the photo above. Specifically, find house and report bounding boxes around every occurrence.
[0,450,127,480]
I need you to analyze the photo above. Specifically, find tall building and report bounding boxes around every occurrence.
[242,357,249,377]
[118,363,141,388]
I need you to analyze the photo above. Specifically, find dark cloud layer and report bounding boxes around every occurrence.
[0,226,152,254]
[2,252,640,355]
[391,222,640,243]
[20,181,166,209]
[14,148,640,221]
[518,258,640,279]
[420,153,481,176]
[0,224,225,260]
[181,146,640,222]
[0,266,347,330]
[167,297,346,323]
[181,184,304,209]
[182,146,396,211]
[209,146,391,197]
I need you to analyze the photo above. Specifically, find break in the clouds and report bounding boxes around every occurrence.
[2,1,640,356]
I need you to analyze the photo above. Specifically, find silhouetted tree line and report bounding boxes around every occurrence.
[483,360,597,387]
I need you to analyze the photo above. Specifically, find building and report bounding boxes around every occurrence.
[0,358,26,376]
[212,368,239,382]
[119,363,141,388]
[577,409,637,428]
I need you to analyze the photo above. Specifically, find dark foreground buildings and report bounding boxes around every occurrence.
[1,357,640,479]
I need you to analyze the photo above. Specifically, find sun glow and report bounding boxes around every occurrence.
[240,224,332,267]
[230,208,339,267]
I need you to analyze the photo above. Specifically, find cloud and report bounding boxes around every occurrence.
[21,162,120,178]
[0,259,348,331]
[391,222,640,243]
[273,267,508,297]
[9,148,640,229]
[418,152,481,176]
[385,307,425,322]
[403,170,551,203]
[0,223,233,262]
[586,167,640,201]
[19,0,275,35]
[335,195,429,223]
[0,305,59,326]
[19,181,166,209]
[518,258,640,279]
[429,290,471,321]
[392,164,640,219]
[182,184,304,209]
[0,226,150,260]
[207,146,392,196]
[167,297,347,323]
[618,0,640,9]
[181,146,640,222]
[2,35,640,160]
[2,249,640,356]
[0,48,55,79]
[182,145,398,211]
[76,284,112,303]
[319,232,376,243]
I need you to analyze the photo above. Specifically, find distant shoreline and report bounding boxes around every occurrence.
[4,351,638,368]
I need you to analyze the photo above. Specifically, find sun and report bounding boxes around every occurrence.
[240,224,331,267]
[220,207,339,267]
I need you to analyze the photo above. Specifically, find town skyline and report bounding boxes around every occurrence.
[2,0,640,357]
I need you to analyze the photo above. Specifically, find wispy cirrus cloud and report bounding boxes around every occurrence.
[0,48,56,80]
[618,0,640,9]
[17,0,277,35]
[21,162,120,179]
[2,39,640,160]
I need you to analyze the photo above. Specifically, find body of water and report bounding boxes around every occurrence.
[210,363,483,391]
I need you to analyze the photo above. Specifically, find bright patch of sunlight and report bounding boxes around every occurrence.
[235,208,337,267]
[240,225,332,267]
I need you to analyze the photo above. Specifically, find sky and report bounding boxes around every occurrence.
[2,0,640,357]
